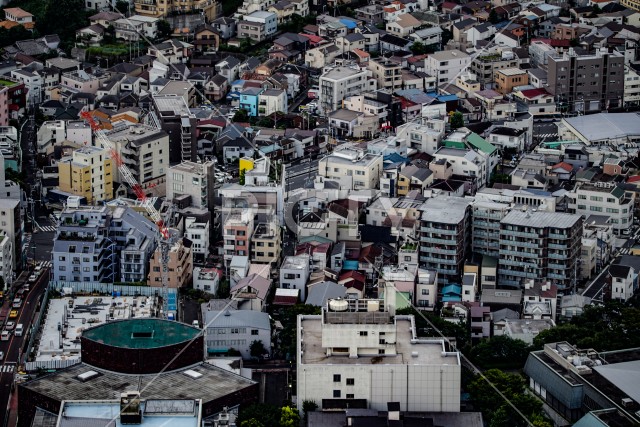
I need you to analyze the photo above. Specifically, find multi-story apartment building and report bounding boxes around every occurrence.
[395,119,446,154]
[419,196,472,284]
[258,89,288,116]
[10,69,42,105]
[204,308,271,358]
[624,64,640,107]
[568,182,633,236]
[0,234,12,288]
[61,70,101,95]
[0,199,21,274]
[494,67,529,95]
[244,11,277,36]
[166,160,215,210]
[52,205,157,283]
[547,48,625,113]
[0,77,26,122]
[472,201,510,258]
[433,147,488,188]
[318,148,383,190]
[58,146,114,204]
[424,49,471,86]
[105,123,169,193]
[296,294,461,412]
[184,216,210,263]
[469,52,519,86]
[135,0,218,20]
[498,210,583,289]
[368,57,402,91]
[319,66,377,114]
[251,221,281,266]
[280,254,310,299]
[148,239,193,288]
[223,211,254,265]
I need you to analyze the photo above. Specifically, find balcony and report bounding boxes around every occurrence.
[548,243,567,250]
[419,256,458,265]
[506,230,541,239]
[420,236,456,246]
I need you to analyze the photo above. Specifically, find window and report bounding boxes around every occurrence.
[421,289,429,295]
[346,394,354,399]
[346,378,354,385]
[251,329,259,335]
[333,374,341,382]
[359,331,368,336]
[333,390,341,398]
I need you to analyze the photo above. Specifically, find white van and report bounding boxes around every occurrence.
[15,324,23,337]
[0,330,9,341]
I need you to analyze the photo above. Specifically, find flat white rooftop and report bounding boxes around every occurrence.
[36,296,157,363]
[299,316,460,366]
[59,401,200,427]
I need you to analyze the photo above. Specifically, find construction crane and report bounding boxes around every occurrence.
[79,111,172,318]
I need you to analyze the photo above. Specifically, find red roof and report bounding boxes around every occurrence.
[299,33,324,44]
[549,39,571,47]
[519,88,552,99]
[551,161,573,172]
[628,175,640,183]
[442,1,459,9]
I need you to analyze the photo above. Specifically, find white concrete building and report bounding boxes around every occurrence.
[395,119,446,154]
[193,266,220,294]
[424,50,471,86]
[0,234,13,288]
[258,88,288,116]
[0,199,22,275]
[624,65,640,107]
[114,15,159,41]
[318,148,383,190]
[37,120,93,155]
[319,66,377,113]
[296,293,461,412]
[279,254,310,300]
[244,11,277,36]
[433,147,487,188]
[185,217,210,261]
[10,69,42,105]
[568,183,634,236]
[204,308,271,358]
[166,160,216,210]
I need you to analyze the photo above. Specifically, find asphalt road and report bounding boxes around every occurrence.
[0,265,49,426]
[285,159,319,192]
[533,121,559,142]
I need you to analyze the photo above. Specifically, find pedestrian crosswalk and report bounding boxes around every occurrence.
[37,225,57,232]
[38,261,52,268]
[0,364,15,373]
[537,133,559,140]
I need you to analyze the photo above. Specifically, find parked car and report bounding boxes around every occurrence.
[5,321,15,331]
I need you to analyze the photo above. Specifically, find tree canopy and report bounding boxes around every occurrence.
[450,111,465,129]
[468,369,551,427]
[469,336,531,370]
[39,0,89,47]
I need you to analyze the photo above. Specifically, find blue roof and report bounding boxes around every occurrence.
[384,152,408,164]
[231,79,245,85]
[442,295,462,302]
[260,144,282,154]
[426,92,458,102]
[442,284,462,295]
[396,89,436,104]
[343,260,359,270]
[339,18,357,29]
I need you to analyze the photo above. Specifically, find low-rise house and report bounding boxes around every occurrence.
[114,15,159,41]
[280,254,311,300]
[193,267,220,294]
[231,273,272,311]
[203,308,271,358]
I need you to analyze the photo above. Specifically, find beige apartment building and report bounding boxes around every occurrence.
[319,147,383,190]
[368,57,402,91]
[58,146,114,204]
[250,220,281,266]
[223,211,254,265]
[148,239,193,288]
[494,67,529,95]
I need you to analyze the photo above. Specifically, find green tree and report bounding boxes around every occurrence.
[488,8,499,24]
[114,0,129,14]
[302,400,318,420]
[410,41,426,55]
[469,336,531,370]
[233,109,249,122]
[396,307,470,349]
[157,19,172,39]
[39,0,89,46]
[239,168,246,185]
[468,369,550,426]
[277,304,321,359]
[280,406,300,427]
[240,419,264,427]
[237,404,281,427]
[249,339,266,358]
[450,111,464,129]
